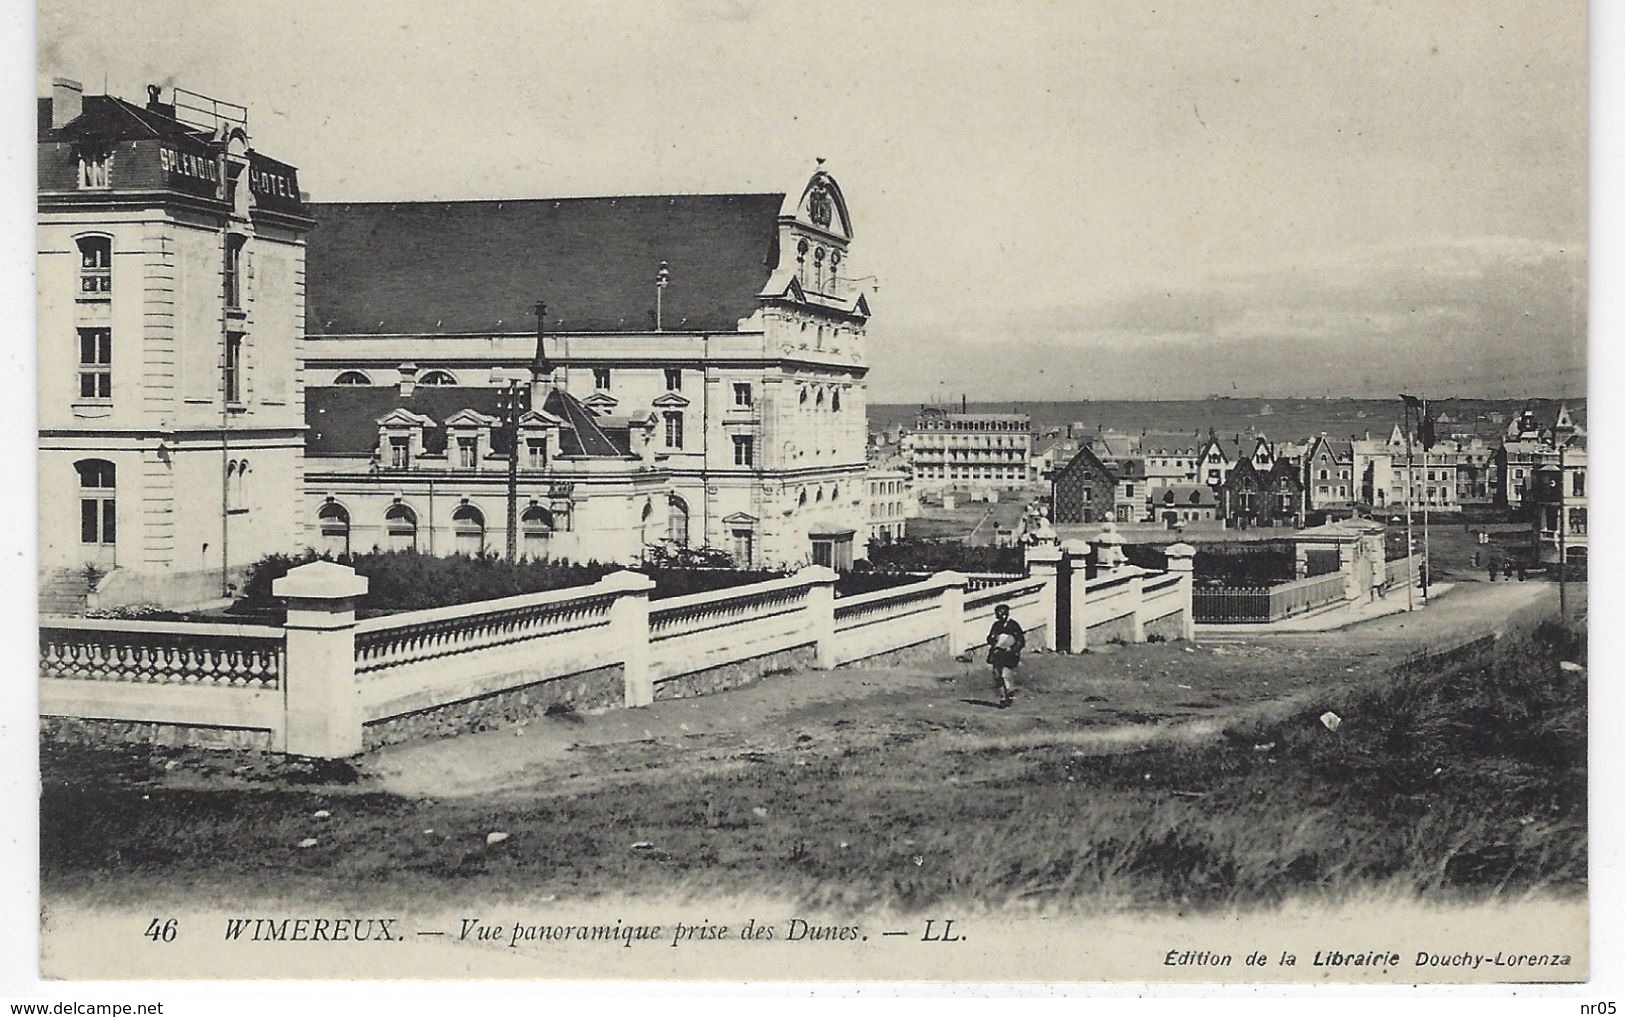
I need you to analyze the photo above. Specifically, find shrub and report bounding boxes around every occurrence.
[859,538,1023,574]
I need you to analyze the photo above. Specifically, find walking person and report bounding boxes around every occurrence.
[985,603,1026,709]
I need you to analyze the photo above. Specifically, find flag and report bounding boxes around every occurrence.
[1399,394,1424,410]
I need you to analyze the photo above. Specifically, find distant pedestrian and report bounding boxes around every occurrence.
[1487,561,1497,582]
[1503,561,1514,581]
[1471,550,1480,569]
[985,604,1026,709]
[1517,564,1527,582]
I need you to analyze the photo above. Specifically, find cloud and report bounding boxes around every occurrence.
[868,235,1585,401]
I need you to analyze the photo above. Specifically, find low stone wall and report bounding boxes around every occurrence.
[1143,612,1185,642]
[653,644,815,702]
[39,716,275,752]
[1086,613,1137,645]
[838,634,948,671]
[362,663,623,750]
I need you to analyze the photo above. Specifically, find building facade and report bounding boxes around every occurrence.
[1049,443,1117,524]
[1529,442,1587,568]
[38,80,312,607]
[903,408,1033,495]
[865,467,912,542]
[300,168,873,569]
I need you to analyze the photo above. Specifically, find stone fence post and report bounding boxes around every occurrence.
[798,565,841,669]
[1024,543,1062,651]
[600,570,658,707]
[937,570,968,657]
[1165,541,1197,640]
[1060,538,1092,653]
[274,560,369,758]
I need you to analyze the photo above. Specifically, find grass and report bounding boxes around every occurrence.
[40,620,1584,914]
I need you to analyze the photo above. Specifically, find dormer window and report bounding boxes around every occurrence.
[77,147,110,189]
[456,436,478,469]
[593,368,612,390]
[77,236,111,296]
[664,368,682,391]
[389,436,410,468]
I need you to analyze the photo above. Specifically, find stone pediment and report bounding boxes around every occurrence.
[376,408,435,428]
[517,408,566,428]
[442,408,499,428]
[651,392,691,409]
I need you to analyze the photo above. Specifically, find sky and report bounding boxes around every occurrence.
[33,0,1588,402]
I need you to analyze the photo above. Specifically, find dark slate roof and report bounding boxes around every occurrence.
[38,95,206,143]
[304,194,786,335]
[304,385,630,459]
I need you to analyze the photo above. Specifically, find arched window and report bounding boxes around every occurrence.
[815,488,825,504]
[639,502,656,557]
[334,371,371,386]
[521,505,554,559]
[75,459,116,549]
[797,490,808,512]
[832,391,841,412]
[831,485,840,503]
[77,236,111,295]
[231,459,251,511]
[667,495,690,546]
[317,502,350,556]
[384,503,417,552]
[417,370,457,386]
[451,504,485,555]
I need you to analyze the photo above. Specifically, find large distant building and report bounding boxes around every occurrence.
[37,79,312,608]
[903,407,1033,495]
[300,167,875,569]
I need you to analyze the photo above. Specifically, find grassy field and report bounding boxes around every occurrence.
[40,594,1583,914]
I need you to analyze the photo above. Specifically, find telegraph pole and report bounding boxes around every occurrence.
[1558,440,1567,619]
[1419,395,1430,603]
[1402,401,1415,612]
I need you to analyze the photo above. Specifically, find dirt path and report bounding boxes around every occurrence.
[370,579,1569,800]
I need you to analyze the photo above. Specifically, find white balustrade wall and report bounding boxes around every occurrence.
[39,544,1193,758]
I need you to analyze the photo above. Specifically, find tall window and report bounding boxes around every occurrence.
[664,368,682,391]
[388,436,410,468]
[452,505,485,555]
[732,435,754,466]
[384,504,417,552]
[76,460,116,547]
[1574,471,1585,496]
[1570,507,1587,534]
[526,437,547,470]
[663,412,684,449]
[593,368,612,390]
[317,502,350,556]
[224,235,246,308]
[732,382,753,407]
[667,496,690,546]
[77,236,111,296]
[456,436,477,469]
[521,505,554,559]
[224,332,244,403]
[77,328,111,401]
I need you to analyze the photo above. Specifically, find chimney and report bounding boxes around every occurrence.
[51,78,83,129]
[961,394,967,414]
[144,84,175,119]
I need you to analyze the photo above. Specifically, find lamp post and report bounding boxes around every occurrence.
[496,378,525,562]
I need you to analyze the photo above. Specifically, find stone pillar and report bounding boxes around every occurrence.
[799,565,841,669]
[1127,570,1147,643]
[1092,522,1126,571]
[1061,538,1092,653]
[937,570,969,657]
[1165,541,1197,641]
[274,560,369,758]
[600,570,657,707]
[1024,543,1062,651]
